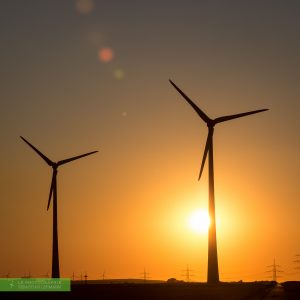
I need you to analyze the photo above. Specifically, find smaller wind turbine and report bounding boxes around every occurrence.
[21,136,98,278]
[84,271,88,284]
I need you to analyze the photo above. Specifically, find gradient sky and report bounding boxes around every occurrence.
[0,0,299,281]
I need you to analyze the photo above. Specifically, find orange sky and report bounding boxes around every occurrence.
[0,0,299,281]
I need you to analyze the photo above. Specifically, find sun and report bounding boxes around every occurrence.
[188,210,210,234]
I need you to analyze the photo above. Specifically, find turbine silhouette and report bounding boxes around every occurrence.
[20,136,98,278]
[169,80,268,283]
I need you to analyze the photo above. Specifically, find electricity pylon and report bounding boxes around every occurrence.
[101,270,107,280]
[182,265,195,282]
[266,258,283,282]
[294,254,300,271]
[140,268,151,283]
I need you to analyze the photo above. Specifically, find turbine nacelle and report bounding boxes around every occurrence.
[169,79,269,180]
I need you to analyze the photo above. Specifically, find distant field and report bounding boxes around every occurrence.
[1,281,280,300]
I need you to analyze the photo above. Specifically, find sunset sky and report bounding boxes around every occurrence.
[0,0,299,282]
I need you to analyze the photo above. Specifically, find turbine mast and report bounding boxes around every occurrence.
[52,168,60,278]
[207,131,219,283]
[169,80,268,284]
[20,136,98,279]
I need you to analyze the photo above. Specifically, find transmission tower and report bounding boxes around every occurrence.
[266,258,283,282]
[2,272,10,278]
[182,265,195,282]
[22,271,31,279]
[101,270,107,280]
[294,254,300,270]
[140,268,151,283]
[40,271,49,278]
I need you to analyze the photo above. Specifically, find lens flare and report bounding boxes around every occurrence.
[75,0,94,14]
[99,48,114,63]
[114,68,125,80]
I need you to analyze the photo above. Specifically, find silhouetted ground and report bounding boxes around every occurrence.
[1,281,289,300]
[282,281,300,299]
[262,284,286,299]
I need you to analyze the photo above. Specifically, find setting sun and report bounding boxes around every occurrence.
[188,210,210,234]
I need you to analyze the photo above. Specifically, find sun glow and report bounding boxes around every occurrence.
[188,210,210,234]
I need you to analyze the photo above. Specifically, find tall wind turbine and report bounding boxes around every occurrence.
[20,136,98,278]
[169,80,268,283]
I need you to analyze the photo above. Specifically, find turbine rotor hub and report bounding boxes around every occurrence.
[207,121,215,129]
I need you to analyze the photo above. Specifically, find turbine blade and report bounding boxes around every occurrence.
[214,109,269,124]
[20,136,53,166]
[169,80,211,124]
[57,151,98,166]
[198,129,213,180]
[47,171,56,211]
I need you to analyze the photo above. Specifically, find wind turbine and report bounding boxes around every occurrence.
[20,136,98,278]
[169,80,268,283]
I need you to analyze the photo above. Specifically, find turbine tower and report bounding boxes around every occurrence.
[169,80,268,283]
[21,136,98,278]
